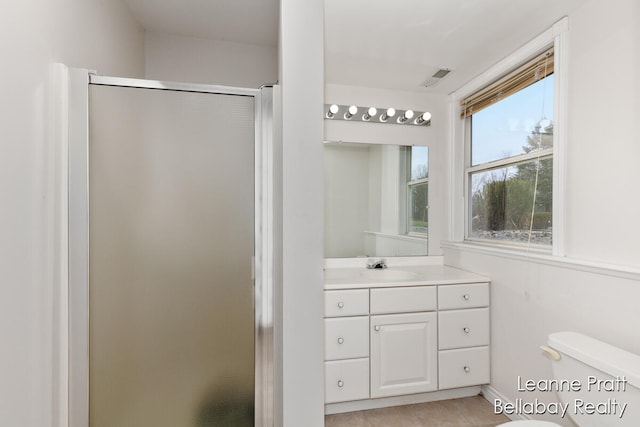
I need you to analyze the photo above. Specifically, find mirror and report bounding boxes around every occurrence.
[324,142,428,258]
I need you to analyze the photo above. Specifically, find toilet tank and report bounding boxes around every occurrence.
[548,332,640,426]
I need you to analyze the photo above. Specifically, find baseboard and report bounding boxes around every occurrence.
[481,385,530,421]
[325,386,482,415]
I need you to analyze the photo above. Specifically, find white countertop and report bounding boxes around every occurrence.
[324,264,489,290]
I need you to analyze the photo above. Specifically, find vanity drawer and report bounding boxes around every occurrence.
[438,346,490,390]
[370,286,437,314]
[438,283,489,310]
[325,317,369,360]
[438,308,489,350]
[325,289,369,317]
[325,358,369,403]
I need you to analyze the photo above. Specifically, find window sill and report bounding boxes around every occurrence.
[364,231,428,243]
[441,240,640,282]
[463,237,551,254]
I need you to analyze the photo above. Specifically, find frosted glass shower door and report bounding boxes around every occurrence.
[88,85,255,427]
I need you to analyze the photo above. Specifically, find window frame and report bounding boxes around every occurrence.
[464,72,555,247]
[407,176,429,236]
[450,18,568,256]
[403,146,429,237]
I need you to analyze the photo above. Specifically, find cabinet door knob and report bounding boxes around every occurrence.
[337,302,344,308]
[374,325,380,331]
[463,327,470,334]
[337,337,344,344]
[463,366,471,373]
[463,294,470,300]
[337,380,344,388]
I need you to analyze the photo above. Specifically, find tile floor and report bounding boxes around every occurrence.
[325,395,510,427]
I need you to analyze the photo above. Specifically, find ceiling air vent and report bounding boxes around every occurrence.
[424,68,453,88]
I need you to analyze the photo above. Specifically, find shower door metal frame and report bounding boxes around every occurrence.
[67,69,274,427]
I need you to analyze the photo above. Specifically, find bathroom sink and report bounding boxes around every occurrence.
[360,269,418,281]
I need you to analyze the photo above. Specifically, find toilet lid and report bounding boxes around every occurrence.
[498,421,561,426]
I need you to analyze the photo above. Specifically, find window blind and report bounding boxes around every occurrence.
[460,47,554,119]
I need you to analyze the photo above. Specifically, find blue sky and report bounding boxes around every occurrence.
[411,145,428,180]
[472,74,554,165]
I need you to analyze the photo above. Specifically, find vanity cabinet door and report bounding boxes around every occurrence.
[438,307,490,350]
[438,346,490,389]
[325,358,369,403]
[370,312,438,398]
[438,283,489,310]
[325,317,369,360]
[325,289,369,317]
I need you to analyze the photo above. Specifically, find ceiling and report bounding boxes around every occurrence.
[124,0,587,94]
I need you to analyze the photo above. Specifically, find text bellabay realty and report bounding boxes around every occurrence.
[494,376,628,419]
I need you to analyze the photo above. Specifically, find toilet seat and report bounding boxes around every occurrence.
[498,421,561,426]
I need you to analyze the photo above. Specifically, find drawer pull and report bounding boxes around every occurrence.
[374,325,380,332]
[462,294,470,301]
[337,337,344,344]
[463,327,470,334]
[337,301,344,309]
[337,380,344,388]
[463,366,470,373]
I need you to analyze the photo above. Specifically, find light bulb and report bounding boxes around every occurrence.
[344,105,358,119]
[416,111,432,124]
[326,104,339,118]
[380,108,396,122]
[363,107,377,121]
[398,110,415,123]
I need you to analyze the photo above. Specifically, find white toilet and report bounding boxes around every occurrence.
[498,331,640,426]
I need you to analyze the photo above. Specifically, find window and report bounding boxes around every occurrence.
[407,146,428,235]
[462,48,554,246]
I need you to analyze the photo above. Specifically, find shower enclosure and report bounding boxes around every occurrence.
[67,71,274,427]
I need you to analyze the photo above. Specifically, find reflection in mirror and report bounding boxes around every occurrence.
[324,142,428,258]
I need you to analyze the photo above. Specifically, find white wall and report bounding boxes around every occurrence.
[145,31,278,88]
[0,2,144,427]
[444,0,640,424]
[279,0,325,426]
[564,0,640,266]
[324,84,448,256]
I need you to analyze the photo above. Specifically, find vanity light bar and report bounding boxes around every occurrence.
[324,104,431,126]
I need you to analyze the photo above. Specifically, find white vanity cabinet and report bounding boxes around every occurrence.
[324,290,370,404]
[324,267,490,409]
[437,283,490,390]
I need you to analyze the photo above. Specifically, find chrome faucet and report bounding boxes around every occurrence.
[366,258,387,269]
